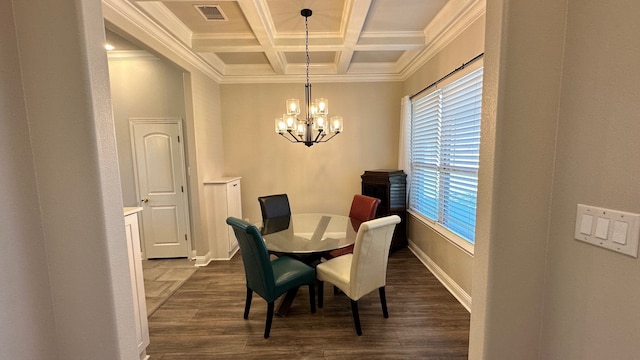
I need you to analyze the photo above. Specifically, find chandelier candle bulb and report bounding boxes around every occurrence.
[316,98,328,115]
[275,118,286,134]
[331,116,343,133]
[285,115,296,130]
[273,8,344,147]
[287,99,300,115]
[315,117,326,131]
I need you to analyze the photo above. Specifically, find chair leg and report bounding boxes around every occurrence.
[350,300,362,336]
[264,302,274,338]
[309,283,316,313]
[379,287,389,318]
[318,281,324,308]
[244,287,253,319]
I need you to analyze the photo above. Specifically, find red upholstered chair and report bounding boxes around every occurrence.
[324,194,381,260]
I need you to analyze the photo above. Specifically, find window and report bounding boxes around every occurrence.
[409,67,483,245]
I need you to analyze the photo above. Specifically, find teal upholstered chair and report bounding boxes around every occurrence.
[226,217,316,338]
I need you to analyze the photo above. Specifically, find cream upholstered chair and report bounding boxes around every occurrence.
[316,215,401,335]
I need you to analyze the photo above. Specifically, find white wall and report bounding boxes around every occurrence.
[541,1,640,358]
[471,0,640,358]
[0,2,58,358]
[6,0,138,358]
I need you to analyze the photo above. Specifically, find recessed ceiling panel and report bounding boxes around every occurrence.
[164,1,252,34]
[217,52,270,65]
[352,51,404,63]
[267,0,344,34]
[285,52,336,64]
[362,0,448,32]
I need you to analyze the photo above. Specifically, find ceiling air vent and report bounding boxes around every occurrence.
[194,5,227,21]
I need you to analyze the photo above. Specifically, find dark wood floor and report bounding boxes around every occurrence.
[147,247,470,359]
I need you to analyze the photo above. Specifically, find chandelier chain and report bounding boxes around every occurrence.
[305,15,310,87]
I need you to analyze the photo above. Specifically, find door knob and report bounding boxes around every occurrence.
[141,198,149,203]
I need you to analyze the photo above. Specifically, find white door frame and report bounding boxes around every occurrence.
[129,118,193,259]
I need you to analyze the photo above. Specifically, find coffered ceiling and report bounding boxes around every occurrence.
[105,0,485,83]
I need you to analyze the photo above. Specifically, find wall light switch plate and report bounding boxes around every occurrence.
[574,204,640,258]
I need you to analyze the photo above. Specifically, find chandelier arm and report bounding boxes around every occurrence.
[312,130,325,143]
[318,132,340,143]
[282,131,301,143]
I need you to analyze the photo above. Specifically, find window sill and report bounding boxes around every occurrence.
[407,209,475,255]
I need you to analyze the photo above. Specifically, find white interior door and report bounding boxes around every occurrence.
[131,119,190,259]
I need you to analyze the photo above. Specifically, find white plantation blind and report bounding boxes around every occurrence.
[409,67,483,244]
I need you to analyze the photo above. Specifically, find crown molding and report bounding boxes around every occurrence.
[107,50,158,60]
[400,0,486,80]
[104,0,485,84]
[134,1,193,46]
[102,0,222,81]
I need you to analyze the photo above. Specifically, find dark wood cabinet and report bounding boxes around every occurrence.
[361,170,407,253]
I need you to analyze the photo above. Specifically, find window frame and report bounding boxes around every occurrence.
[408,66,483,255]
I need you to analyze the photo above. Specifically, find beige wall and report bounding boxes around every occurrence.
[404,15,486,96]
[471,0,640,359]
[104,7,225,258]
[108,52,187,206]
[221,82,403,223]
[0,1,58,357]
[403,15,486,305]
[6,0,139,358]
[540,1,640,358]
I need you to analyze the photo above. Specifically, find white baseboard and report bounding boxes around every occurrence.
[199,246,240,263]
[407,240,472,312]
[193,252,212,267]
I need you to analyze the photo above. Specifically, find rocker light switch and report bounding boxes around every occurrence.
[595,217,610,239]
[574,204,640,258]
[612,221,629,245]
[580,214,593,235]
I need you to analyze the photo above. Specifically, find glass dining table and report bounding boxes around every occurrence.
[258,213,360,316]
[260,213,359,255]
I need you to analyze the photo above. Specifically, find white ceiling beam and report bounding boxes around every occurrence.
[336,0,373,74]
[236,0,286,74]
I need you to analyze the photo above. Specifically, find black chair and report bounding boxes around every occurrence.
[226,217,316,338]
[258,194,291,220]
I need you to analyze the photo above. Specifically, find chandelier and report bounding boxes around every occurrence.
[274,9,344,147]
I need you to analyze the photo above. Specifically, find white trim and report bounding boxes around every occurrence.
[102,0,223,81]
[136,1,193,46]
[193,252,212,267]
[408,240,472,312]
[408,210,475,255]
[400,0,485,80]
[195,246,239,264]
[104,0,484,84]
[107,50,159,60]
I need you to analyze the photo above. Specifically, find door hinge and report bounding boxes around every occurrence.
[181,186,184,192]
[184,234,188,241]
[177,135,180,143]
